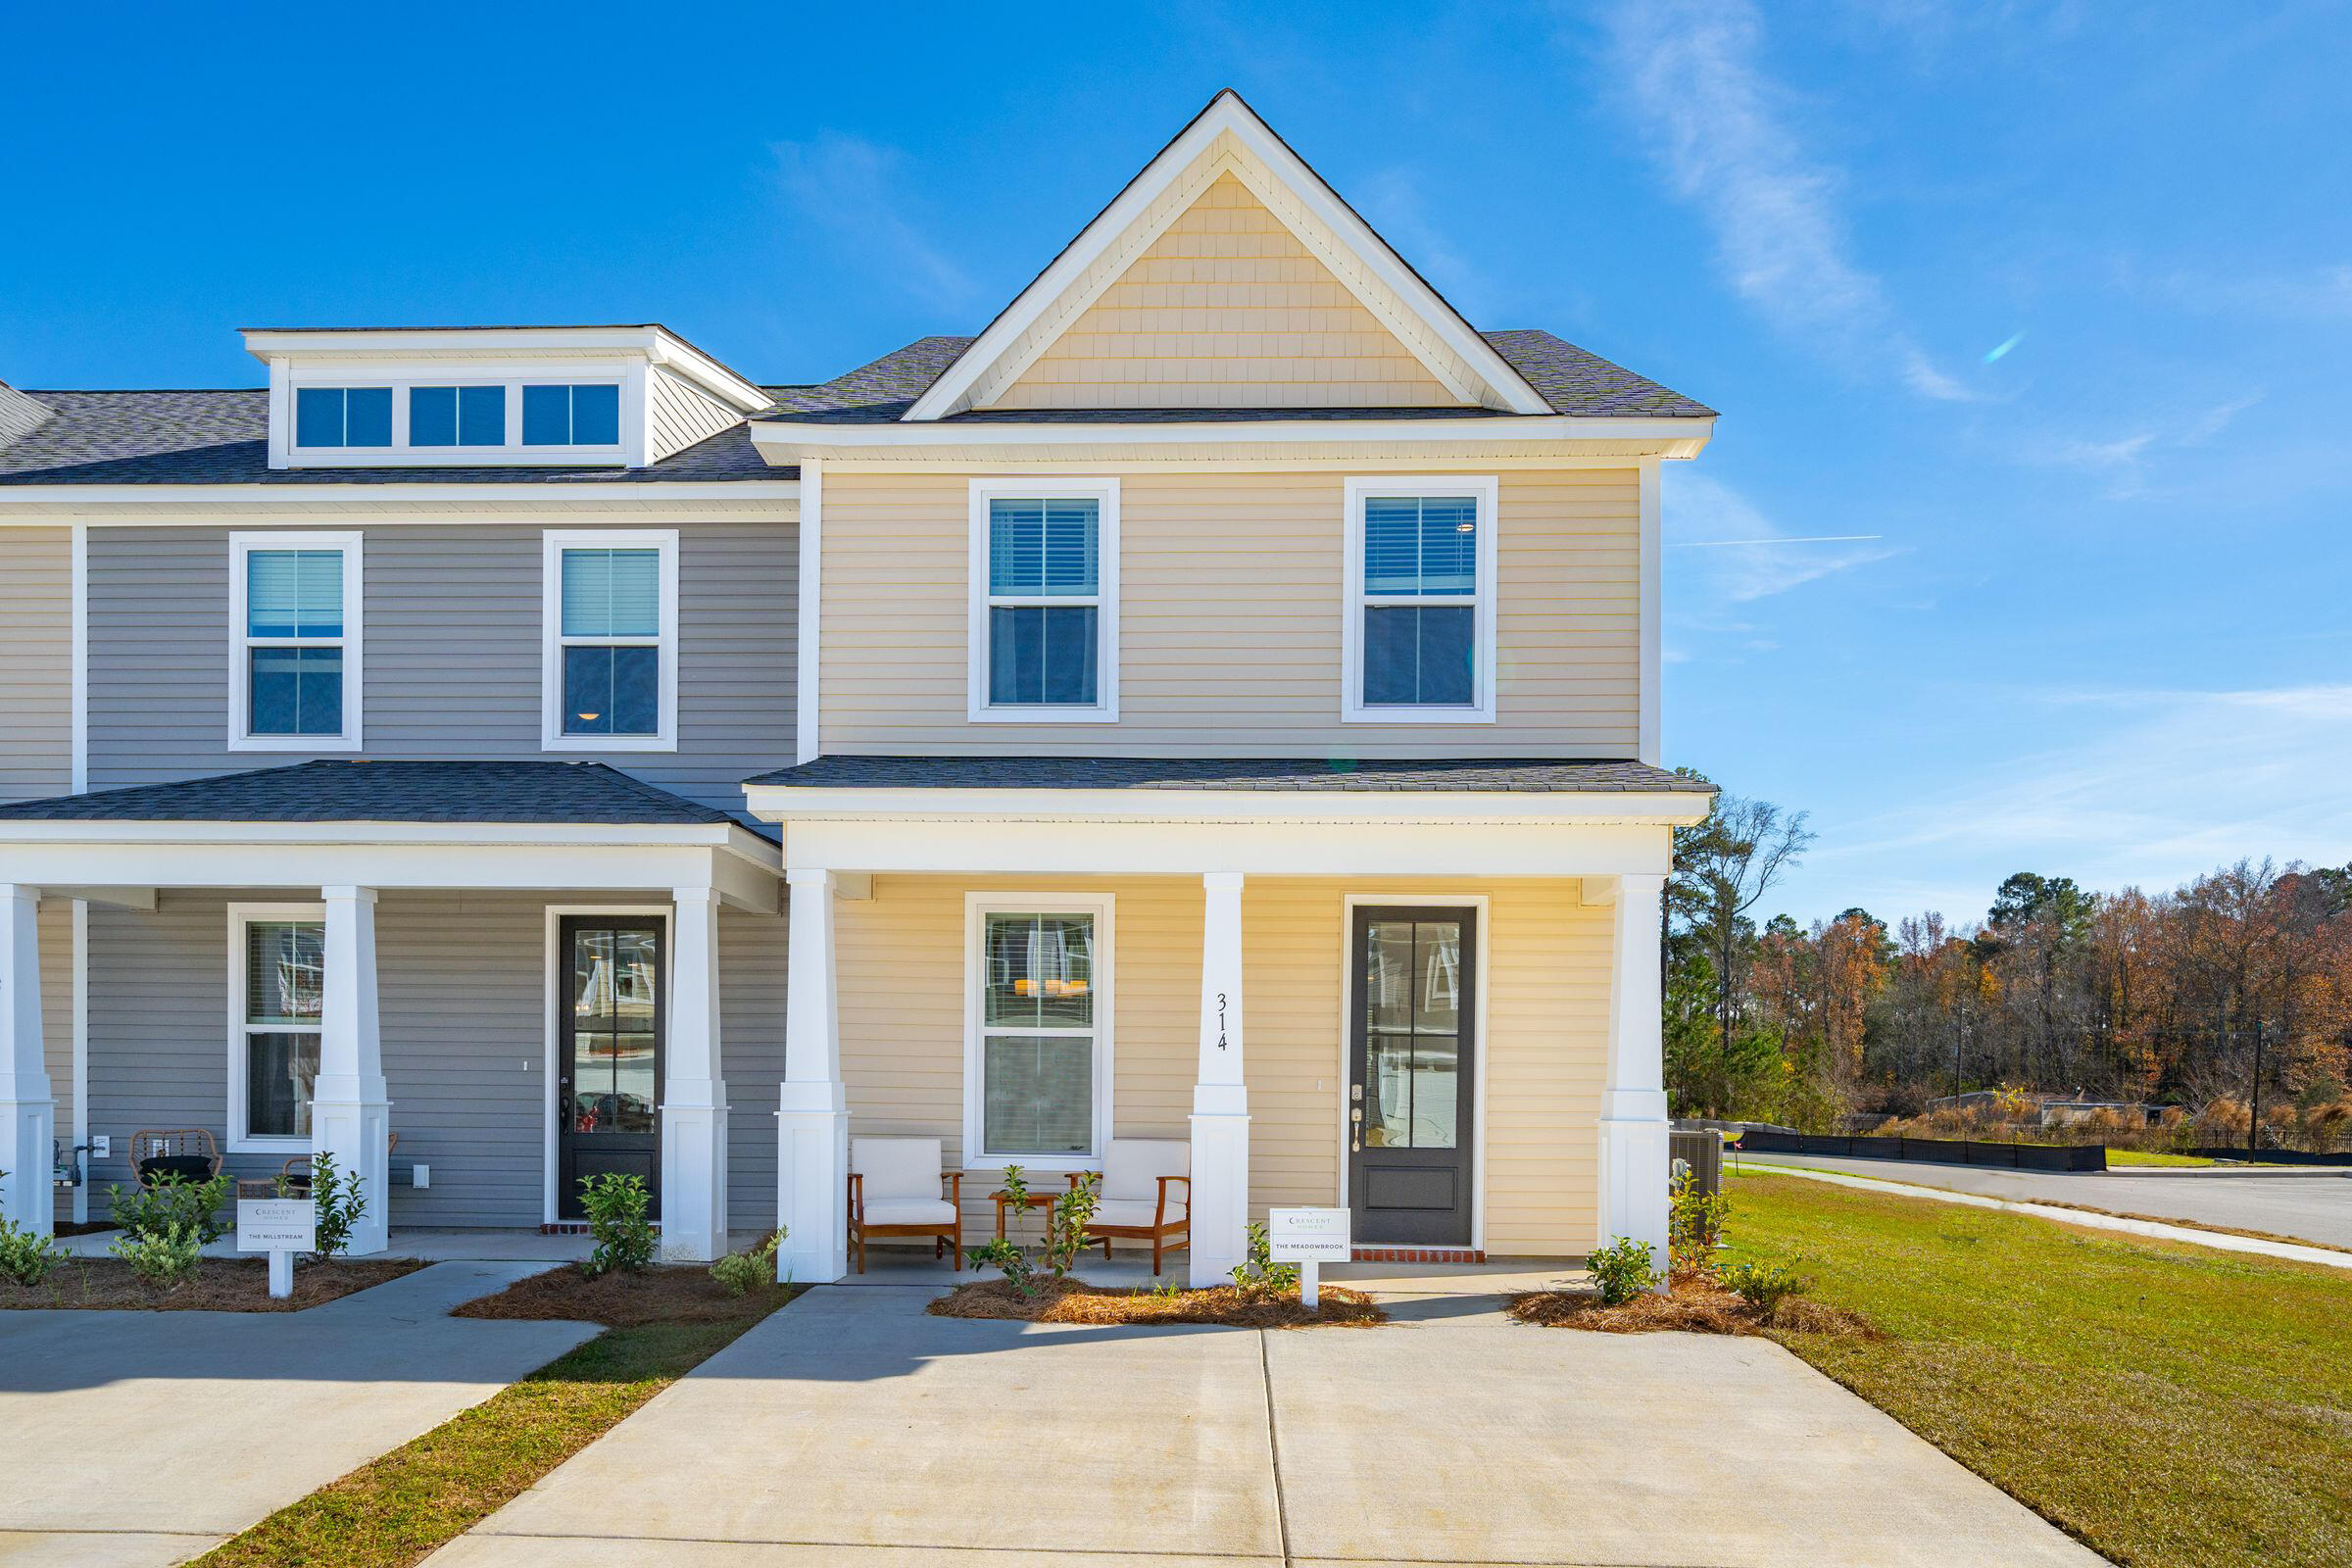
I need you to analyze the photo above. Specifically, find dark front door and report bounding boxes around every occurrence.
[558,917,663,1220]
[1349,906,1475,1246]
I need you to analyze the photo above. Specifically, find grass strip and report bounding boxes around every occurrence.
[1727,1169,2351,1568]
[2103,1148,2216,1167]
[190,1282,800,1568]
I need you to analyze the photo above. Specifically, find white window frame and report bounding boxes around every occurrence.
[541,529,680,753]
[1340,475,1499,724]
[962,892,1115,1171]
[289,384,398,454]
[226,901,326,1153]
[228,530,365,753]
[517,380,628,453]
[280,374,627,462]
[966,476,1120,723]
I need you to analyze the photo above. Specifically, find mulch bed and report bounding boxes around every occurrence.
[929,1276,1386,1327]
[1506,1269,1880,1339]
[0,1256,425,1312]
[452,1263,797,1328]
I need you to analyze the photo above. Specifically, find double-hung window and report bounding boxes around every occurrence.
[1343,476,1498,722]
[230,532,363,750]
[228,906,325,1151]
[964,896,1113,1167]
[542,530,677,750]
[967,478,1118,720]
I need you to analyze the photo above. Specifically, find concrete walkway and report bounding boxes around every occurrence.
[426,1281,2102,1568]
[0,1261,594,1568]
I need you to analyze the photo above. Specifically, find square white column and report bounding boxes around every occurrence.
[1188,870,1250,1287]
[315,885,391,1256]
[0,885,56,1237]
[777,868,849,1284]
[1597,872,1670,1288]
[660,886,729,1262]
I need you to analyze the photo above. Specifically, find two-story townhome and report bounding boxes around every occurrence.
[0,91,1713,1286]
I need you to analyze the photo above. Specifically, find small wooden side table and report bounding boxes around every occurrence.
[990,1188,1060,1241]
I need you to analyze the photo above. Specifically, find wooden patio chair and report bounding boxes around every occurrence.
[1072,1138,1190,1276]
[127,1128,222,1190]
[846,1137,962,1273]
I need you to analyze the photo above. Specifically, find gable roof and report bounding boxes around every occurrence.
[901,90,1555,421]
[0,760,738,823]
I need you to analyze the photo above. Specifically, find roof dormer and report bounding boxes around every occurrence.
[242,324,769,471]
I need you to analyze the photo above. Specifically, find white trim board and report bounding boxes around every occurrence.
[750,416,1713,459]
[542,903,674,1226]
[960,892,1116,1173]
[796,460,822,763]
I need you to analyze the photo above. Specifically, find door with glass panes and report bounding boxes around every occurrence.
[558,917,664,1219]
[1348,906,1475,1245]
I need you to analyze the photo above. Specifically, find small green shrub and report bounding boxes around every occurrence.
[109,1171,231,1246]
[1669,1172,1730,1268]
[711,1229,784,1296]
[966,1166,1041,1297]
[1044,1173,1100,1280]
[1229,1220,1301,1300]
[1719,1258,1810,1321]
[113,1222,203,1289]
[0,1203,69,1287]
[1587,1235,1662,1305]
[577,1172,656,1278]
[311,1151,368,1260]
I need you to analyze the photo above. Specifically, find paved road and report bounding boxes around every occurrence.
[1738,1152,2352,1248]
[0,1261,593,1568]
[426,1282,2100,1568]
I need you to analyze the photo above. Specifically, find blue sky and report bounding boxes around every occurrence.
[6,2,2348,925]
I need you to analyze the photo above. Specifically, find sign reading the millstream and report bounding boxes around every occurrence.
[1266,1206,1350,1262]
[236,1199,316,1254]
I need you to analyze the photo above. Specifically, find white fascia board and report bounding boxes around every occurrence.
[246,325,683,363]
[643,332,772,413]
[0,481,798,511]
[749,416,1714,454]
[744,783,1716,828]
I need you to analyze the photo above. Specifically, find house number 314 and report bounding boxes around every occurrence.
[1216,992,1229,1050]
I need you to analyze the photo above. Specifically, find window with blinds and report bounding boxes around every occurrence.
[969,481,1117,720]
[543,531,675,750]
[232,534,360,747]
[970,904,1108,1161]
[1346,479,1496,720]
[235,913,324,1143]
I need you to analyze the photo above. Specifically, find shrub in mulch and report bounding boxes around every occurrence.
[452,1263,798,1328]
[929,1276,1386,1328]
[0,1256,425,1312]
[1506,1267,1880,1340]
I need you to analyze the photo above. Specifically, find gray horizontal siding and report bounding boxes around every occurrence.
[720,906,786,1234]
[85,519,796,819]
[0,526,71,804]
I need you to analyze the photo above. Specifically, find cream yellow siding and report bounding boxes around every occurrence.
[819,466,1640,757]
[831,874,1607,1256]
[987,173,1459,411]
[0,526,72,804]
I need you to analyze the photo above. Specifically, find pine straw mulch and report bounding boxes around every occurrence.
[0,1256,425,1312]
[929,1275,1387,1328]
[1506,1267,1881,1340]
[452,1263,799,1328]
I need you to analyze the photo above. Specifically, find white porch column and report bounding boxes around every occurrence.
[315,885,391,1256]
[0,885,56,1237]
[1188,871,1250,1287]
[777,868,849,1283]
[660,886,729,1262]
[1598,872,1670,1287]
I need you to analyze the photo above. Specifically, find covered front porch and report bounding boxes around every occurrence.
[747,756,1711,1287]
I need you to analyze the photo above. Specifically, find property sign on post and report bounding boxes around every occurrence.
[237,1199,316,1299]
[1266,1206,1350,1308]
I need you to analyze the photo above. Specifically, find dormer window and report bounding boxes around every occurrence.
[523,384,622,447]
[294,387,392,449]
[410,385,505,447]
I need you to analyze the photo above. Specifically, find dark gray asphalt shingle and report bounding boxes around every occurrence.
[744,755,1707,794]
[0,760,737,824]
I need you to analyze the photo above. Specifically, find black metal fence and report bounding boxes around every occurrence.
[1736,1129,2107,1172]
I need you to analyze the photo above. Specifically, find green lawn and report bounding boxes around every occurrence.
[1726,1170,2351,1568]
[2104,1148,2216,1167]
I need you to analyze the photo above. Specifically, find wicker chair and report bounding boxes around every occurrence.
[127,1129,222,1189]
[235,1133,397,1200]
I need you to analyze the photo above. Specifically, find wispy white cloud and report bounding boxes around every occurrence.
[770,134,977,313]
[1597,0,1972,400]
[2026,391,2264,496]
[2125,260,2352,325]
[1665,470,1899,604]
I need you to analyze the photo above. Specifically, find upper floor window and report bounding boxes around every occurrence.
[523,384,622,447]
[294,387,392,449]
[1343,476,1497,723]
[229,532,363,751]
[967,477,1119,722]
[410,384,506,448]
[542,529,677,752]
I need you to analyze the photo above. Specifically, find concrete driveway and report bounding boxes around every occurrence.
[0,1261,595,1568]
[426,1282,2102,1568]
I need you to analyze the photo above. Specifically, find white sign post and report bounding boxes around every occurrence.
[237,1199,316,1299]
[1266,1206,1350,1309]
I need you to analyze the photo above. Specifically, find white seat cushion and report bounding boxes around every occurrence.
[852,1137,944,1201]
[1094,1197,1184,1229]
[1101,1138,1190,1202]
[858,1198,957,1228]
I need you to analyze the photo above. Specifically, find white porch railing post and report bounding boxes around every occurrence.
[777,868,849,1284]
[660,886,729,1262]
[1598,872,1670,1288]
[316,885,391,1256]
[1188,870,1250,1287]
[0,885,56,1237]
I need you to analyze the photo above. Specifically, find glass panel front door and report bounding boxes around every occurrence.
[1349,906,1475,1245]
[558,918,662,1219]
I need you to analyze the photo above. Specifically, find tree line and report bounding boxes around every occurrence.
[1663,771,2352,1145]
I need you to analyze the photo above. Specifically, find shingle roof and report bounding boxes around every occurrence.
[0,389,794,485]
[760,330,1712,424]
[744,755,1708,793]
[0,760,737,824]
